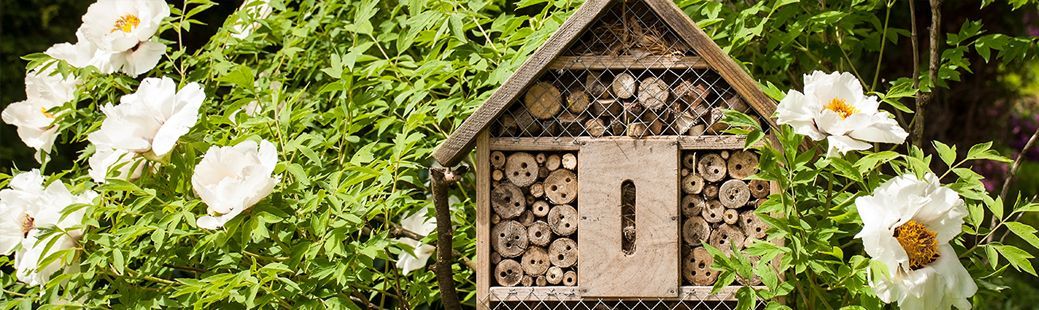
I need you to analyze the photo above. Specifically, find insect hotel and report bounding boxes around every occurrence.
[432,0,779,307]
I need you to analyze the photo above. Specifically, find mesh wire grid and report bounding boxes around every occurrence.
[491,0,768,141]
[483,287,765,310]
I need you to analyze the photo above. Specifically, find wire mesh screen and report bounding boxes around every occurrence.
[483,287,766,309]
[491,0,765,141]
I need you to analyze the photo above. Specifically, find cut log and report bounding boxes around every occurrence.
[681,168,690,177]
[491,151,506,168]
[612,73,637,99]
[648,116,665,136]
[697,153,728,182]
[535,153,547,164]
[524,82,562,120]
[684,247,718,286]
[703,184,719,199]
[491,252,501,265]
[749,179,770,199]
[720,150,730,159]
[702,200,725,224]
[689,124,706,136]
[719,179,751,209]
[682,215,711,246]
[525,194,535,206]
[674,81,709,111]
[519,210,535,227]
[492,169,504,182]
[682,153,697,170]
[546,266,564,285]
[495,259,524,287]
[521,246,550,276]
[505,152,539,187]
[521,275,533,287]
[638,77,669,110]
[536,276,547,286]
[528,221,553,246]
[727,150,759,180]
[607,119,626,136]
[557,111,586,136]
[681,195,707,218]
[585,71,610,99]
[706,107,728,134]
[723,96,749,112]
[531,200,550,217]
[492,220,529,258]
[512,108,540,136]
[561,153,578,170]
[538,166,549,179]
[723,209,739,225]
[544,170,578,205]
[740,211,768,240]
[549,238,578,268]
[545,155,561,171]
[674,111,698,135]
[681,174,705,195]
[491,214,501,224]
[627,122,648,137]
[566,90,591,114]
[530,183,544,198]
[491,183,525,219]
[499,114,519,136]
[709,224,746,256]
[547,204,578,236]
[591,99,623,118]
[585,118,607,137]
[562,270,578,287]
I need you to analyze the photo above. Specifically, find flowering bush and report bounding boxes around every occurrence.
[2,0,1039,309]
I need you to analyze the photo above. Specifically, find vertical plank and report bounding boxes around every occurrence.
[476,130,491,309]
[578,139,680,297]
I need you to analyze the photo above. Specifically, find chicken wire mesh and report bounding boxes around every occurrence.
[483,287,766,310]
[491,0,766,141]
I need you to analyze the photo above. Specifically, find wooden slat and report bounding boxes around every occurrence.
[487,286,758,301]
[489,135,756,150]
[432,0,613,166]
[476,130,491,310]
[547,55,708,70]
[643,0,778,130]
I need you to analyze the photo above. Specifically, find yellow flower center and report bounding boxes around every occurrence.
[20,214,34,237]
[112,15,141,33]
[824,98,857,119]
[40,107,55,119]
[893,220,940,270]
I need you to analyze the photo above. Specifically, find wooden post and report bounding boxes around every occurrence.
[429,166,465,310]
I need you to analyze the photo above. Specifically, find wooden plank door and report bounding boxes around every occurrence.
[578,139,679,297]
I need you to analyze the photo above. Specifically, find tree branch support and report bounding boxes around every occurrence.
[429,166,466,310]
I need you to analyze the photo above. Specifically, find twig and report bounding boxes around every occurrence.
[1000,127,1039,200]
[911,0,942,146]
[429,166,467,310]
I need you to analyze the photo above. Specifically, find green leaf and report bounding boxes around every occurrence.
[933,141,956,167]
[1005,222,1039,251]
[217,65,255,89]
[993,244,1037,276]
[967,142,1012,162]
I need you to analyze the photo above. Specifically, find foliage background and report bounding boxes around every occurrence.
[0,0,1037,308]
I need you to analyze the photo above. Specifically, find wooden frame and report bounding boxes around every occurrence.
[488,136,760,151]
[547,55,709,70]
[487,286,763,302]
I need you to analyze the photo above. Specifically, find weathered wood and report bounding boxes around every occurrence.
[749,179,770,199]
[674,81,709,110]
[490,252,501,265]
[706,107,728,134]
[519,210,535,227]
[548,55,709,70]
[723,209,739,225]
[585,71,610,99]
[548,238,578,268]
[430,166,465,310]
[556,111,586,136]
[627,122,649,137]
[639,77,670,110]
[585,118,606,137]
[709,224,746,256]
[561,153,577,170]
[488,135,755,151]
[686,247,718,286]
[486,286,762,302]
[682,216,710,246]
[740,211,768,240]
[681,195,707,218]
[521,246,550,276]
[702,199,724,223]
[492,220,529,258]
[491,183,525,219]
[535,152,547,164]
[674,111,698,135]
[689,124,707,136]
[535,275,547,287]
[579,140,679,297]
[495,259,524,287]
[703,184,719,199]
[544,170,578,205]
[521,275,533,287]
[530,182,544,198]
[492,169,503,182]
[719,179,750,208]
[477,130,490,307]
[528,221,552,246]
[513,108,539,136]
[491,151,506,168]
[531,200,550,217]
[491,213,501,224]
[723,95,749,113]
[565,90,591,114]
[505,152,538,187]
[590,98,623,118]
[697,153,727,182]
[681,174,704,194]
[562,270,578,287]
[545,266,563,285]
[524,82,563,120]
[682,153,697,170]
[538,166,550,179]
[612,73,637,99]
[727,150,759,179]
[545,154,561,171]
[547,204,578,236]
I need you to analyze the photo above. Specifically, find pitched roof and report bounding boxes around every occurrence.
[433,0,778,166]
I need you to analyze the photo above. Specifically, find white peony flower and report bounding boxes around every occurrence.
[46,31,166,77]
[0,170,95,286]
[88,77,204,157]
[1,67,78,161]
[230,0,273,39]
[89,147,146,183]
[855,173,977,309]
[396,208,437,275]
[79,0,169,53]
[776,71,909,156]
[192,140,280,230]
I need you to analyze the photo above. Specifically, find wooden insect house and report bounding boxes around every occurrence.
[432,0,780,308]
